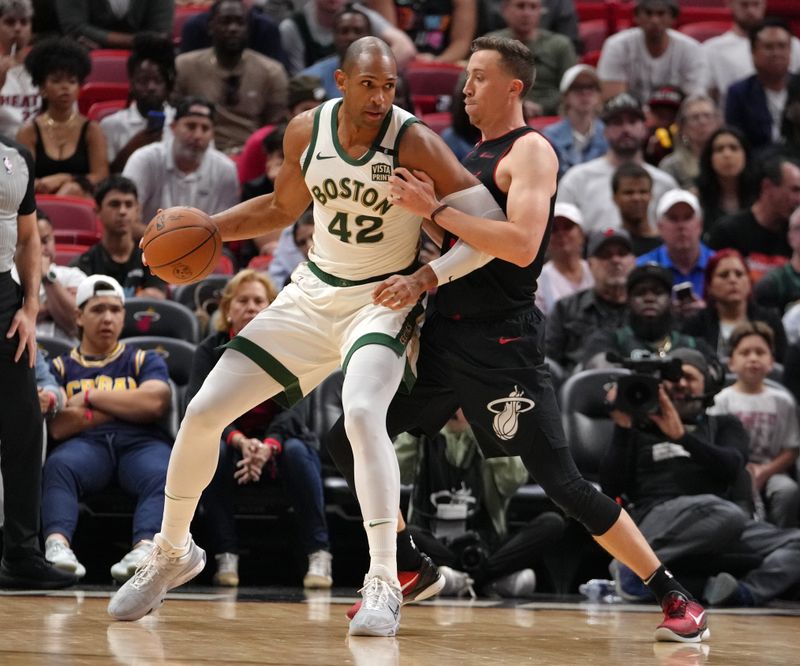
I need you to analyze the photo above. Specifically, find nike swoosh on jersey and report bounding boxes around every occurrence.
[498,336,522,344]
[316,152,336,160]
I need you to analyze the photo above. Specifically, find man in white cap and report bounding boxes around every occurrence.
[543,64,608,178]
[42,274,173,584]
[637,189,714,312]
[535,202,593,315]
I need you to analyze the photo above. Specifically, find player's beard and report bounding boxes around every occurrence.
[629,308,672,343]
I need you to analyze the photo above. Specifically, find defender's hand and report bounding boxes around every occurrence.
[373,274,421,310]
[388,168,438,219]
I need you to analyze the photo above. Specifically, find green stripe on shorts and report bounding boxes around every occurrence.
[307,260,417,287]
[223,336,304,405]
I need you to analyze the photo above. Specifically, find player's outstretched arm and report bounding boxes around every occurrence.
[211,113,315,242]
[391,131,558,267]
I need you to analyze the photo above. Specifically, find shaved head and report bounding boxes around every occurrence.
[341,36,395,74]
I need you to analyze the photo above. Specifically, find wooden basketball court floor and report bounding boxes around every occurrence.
[1,587,798,665]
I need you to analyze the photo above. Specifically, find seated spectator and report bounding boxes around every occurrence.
[441,75,479,162]
[658,95,720,189]
[486,0,575,117]
[545,228,635,372]
[123,97,240,225]
[581,262,712,368]
[242,123,284,202]
[16,37,108,198]
[279,0,415,76]
[708,154,799,282]
[396,0,476,64]
[543,64,607,179]
[0,0,40,138]
[611,162,661,256]
[179,0,286,68]
[73,176,167,298]
[682,249,786,361]
[696,126,757,235]
[601,346,800,607]
[535,202,592,315]
[55,0,173,49]
[43,275,172,581]
[710,322,799,528]
[268,209,314,289]
[557,93,678,232]
[300,5,371,101]
[396,409,566,598]
[174,0,289,154]
[637,189,714,305]
[100,33,176,174]
[190,270,333,588]
[755,207,800,314]
[642,85,683,167]
[703,0,800,108]
[597,0,708,105]
[725,18,800,153]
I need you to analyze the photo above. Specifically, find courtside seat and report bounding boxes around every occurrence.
[122,297,200,343]
[37,335,73,361]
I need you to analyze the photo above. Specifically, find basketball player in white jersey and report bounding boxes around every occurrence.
[108,37,503,636]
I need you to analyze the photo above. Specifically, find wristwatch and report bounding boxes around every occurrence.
[43,265,58,285]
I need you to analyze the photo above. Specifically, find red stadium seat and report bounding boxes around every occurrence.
[78,82,129,115]
[578,19,609,53]
[580,50,601,67]
[215,253,235,275]
[53,229,101,246]
[405,60,464,97]
[173,5,208,45]
[679,21,732,43]
[247,254,273,272]
[421,111,452,136]
[86,49,131,84]
[37,195,100,237]
[87,99,128,122]
[412,94,440,116]
[528,115,561,131]
[675,6,731,27]
[54,243,90,266]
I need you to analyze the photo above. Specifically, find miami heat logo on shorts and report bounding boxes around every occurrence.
[486,386,535,441]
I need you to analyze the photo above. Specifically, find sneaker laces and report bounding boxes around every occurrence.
[130,548,168,591]
[663,593,688,618]
[358,576,392,611]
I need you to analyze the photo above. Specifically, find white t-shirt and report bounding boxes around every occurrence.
[123,139,240,225]
[710,384,800,464]
[702,30,800,107]
[99,102,175,163]
[535,259,594,315]
[598,28,709,103]
[556,157,678,232]
[0,65,40,138]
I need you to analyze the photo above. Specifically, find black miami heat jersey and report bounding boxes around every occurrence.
[434,126,555,320]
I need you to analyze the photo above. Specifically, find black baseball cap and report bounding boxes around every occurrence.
[174,96,215,122]
[601,93,645,123]
[627,262,673,292]
[587,227,633,257]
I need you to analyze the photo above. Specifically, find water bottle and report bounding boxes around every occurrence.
[579,579,617,602]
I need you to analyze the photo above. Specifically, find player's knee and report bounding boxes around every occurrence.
[182,397,226,435]
[342,401,379,444]
[544,476,620,535]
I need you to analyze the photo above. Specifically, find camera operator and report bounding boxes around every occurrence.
[601,347,800,607]
[581,263,713,370]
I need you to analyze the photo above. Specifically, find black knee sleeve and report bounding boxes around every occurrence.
[545,476,621,536]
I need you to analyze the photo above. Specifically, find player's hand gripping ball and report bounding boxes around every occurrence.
[141,207,222,284]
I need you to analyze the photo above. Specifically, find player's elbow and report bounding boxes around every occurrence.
[510,245,537,267]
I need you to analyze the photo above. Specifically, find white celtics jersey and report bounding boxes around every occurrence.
[301,99,423,282]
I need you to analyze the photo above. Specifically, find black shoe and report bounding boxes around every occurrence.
[0,556,78,589]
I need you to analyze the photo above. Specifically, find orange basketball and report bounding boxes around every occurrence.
[142,207,222,284]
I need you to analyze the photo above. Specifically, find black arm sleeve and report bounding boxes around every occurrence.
[675,415,748,485]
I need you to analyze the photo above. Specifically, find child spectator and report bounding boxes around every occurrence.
[710,321,800,528]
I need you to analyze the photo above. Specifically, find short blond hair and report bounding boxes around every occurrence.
[216,269,278,332]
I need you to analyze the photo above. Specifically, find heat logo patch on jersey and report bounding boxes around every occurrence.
[372,163,392,182]
[487,385,535,441]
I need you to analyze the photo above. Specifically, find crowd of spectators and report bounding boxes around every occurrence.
[1,0,800,604]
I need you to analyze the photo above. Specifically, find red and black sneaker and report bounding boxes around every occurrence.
[346,553,445,619]
[655,592,710,643]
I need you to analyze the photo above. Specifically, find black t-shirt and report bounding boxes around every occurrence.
[72,243,166,296]
[708,209,791,281]
[631,234,662,257]
[754,263,800,313]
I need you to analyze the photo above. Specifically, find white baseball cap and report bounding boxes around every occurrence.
[656,189,702,219]
[553,202,585,229]
[559,64,600,94]
[76,274,126,308]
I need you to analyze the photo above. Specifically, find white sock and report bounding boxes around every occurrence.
[364,518,399,582]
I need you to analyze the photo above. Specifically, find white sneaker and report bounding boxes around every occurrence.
[111,541,156,583]
[438,566,476,598]
[348,565,402,637]
[484,568,536,599]
[45,538,86,579]
[213,553,239,587]
[303,550,333,589]
[107,534,206,622]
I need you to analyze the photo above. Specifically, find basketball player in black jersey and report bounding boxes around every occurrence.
[326,36,710,643]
